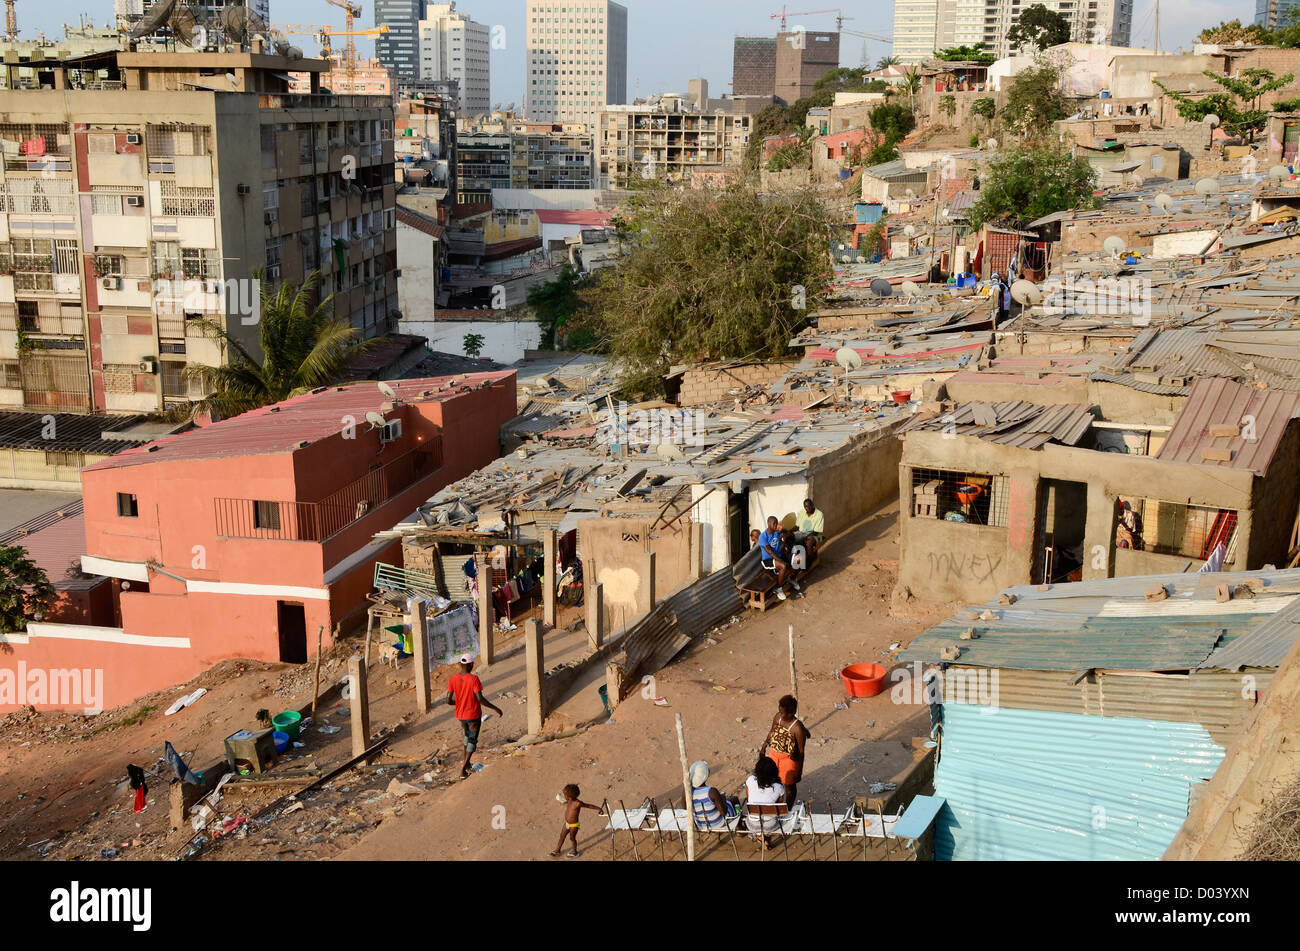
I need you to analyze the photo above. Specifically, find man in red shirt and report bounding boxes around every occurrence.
[447,654,504,778]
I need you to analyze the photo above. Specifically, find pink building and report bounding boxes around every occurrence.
[1,372,516,712]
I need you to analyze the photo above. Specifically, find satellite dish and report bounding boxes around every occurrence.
[901,280,922,298]
[870,278,894,298]
[1154,192,1173,213]
[655,442,685,462]
[904,225,917,237]
[841,254,853,263]
[130,0,177,38]
[905,188,916,198]
[221,3,264,45]
[1202,113,1220,128]
[365,411,388,430]
[1195,177,1221,196]
[987,137,999,150]
[377,381,398,400]
[836,243,846,251]
[835,347,864,371]
[1010,279,1041,305]
[1103,236,1127,260]
[1269,164,1291,182]
[170,4,200,47]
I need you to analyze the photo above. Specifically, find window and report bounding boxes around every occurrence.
[45,450,85,468]
[1117,497,1238,561]
[254,500,282,531]
[909,467,1009,527]
[117,492,139,518]
[0,360,21,388]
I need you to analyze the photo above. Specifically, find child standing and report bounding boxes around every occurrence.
[549,784,602,858]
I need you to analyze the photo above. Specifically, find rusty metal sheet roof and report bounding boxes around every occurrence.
[897,400,1094,449]
[1155,377,1300,476]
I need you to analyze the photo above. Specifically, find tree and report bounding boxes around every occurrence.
[0,545,57,634]
[1198,19,1270,45]
[971,97,997,122]
[462,333,485,359]
[967,144,1099,232]
[527,263,588,351]
[936,44,997,64]
[1157,68,1296,141]
[939,94,957,122]
[581,186,832,395]
[1007,4,1071,52]
[865,102,916,164]
[182,269,376,421]
[1001,54,1068,140]
[875,55,900,70]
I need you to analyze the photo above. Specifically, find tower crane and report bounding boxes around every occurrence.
[770,7,853,32]
[5,0,17,42]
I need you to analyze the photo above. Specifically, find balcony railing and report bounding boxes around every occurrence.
[213,442,442,542]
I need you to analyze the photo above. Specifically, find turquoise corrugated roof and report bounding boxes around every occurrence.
[934,703,1225,860]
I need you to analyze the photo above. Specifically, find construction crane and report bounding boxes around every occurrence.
[5,0,17,42]
[770,7,853,32]
[282,21,387,81]
[327,0,362,81]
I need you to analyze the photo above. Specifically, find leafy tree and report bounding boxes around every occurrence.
[182,270,376,421]
[1197,19,1270,45]
[939,94,957,121]
[864,102,916,164]
[527,263,588,351]
[1007,3,1071,51]
[462,333,485,358]
[936,44,997,64]
[581,185,831,395]
[967,144,1099,232]
[1157,68,1296,141]
[901,66,922,111]
[1002,54,1068,140]
[971,97,997,122]
[0,545,57,634]
[875,55,900,70]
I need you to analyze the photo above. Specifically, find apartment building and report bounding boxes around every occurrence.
[893,0,1133,63]
[0,48,396,416]
[376,0,427,79]
[289,51,395,96]
[597,101,752,189]
[455,125,593,204]
[1257,0,1300,28]
[525,0,628,127]
[417,1,491,115]
[774,30,840,106]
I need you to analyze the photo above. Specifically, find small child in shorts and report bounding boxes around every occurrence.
[549,783,603,858]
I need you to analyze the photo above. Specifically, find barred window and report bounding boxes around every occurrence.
[0,360,20,388]
[45,450,86,468]
[91,193,122,215]
[909,467,1010,527]
[1117,497,1239,562]
[145,124,210,157]
[0,178,75,215]
[94,253,124,275]
[159,181,215,217]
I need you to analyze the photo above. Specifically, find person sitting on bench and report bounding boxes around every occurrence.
[759,515,801,601]
[795,499,825,561]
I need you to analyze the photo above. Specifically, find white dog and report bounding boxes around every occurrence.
[381,644,400,669]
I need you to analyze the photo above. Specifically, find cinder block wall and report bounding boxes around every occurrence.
[678,362,797,406]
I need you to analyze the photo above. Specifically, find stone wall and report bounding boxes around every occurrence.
[678,362,797,406]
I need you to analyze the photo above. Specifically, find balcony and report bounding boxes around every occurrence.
[213,443,443,543]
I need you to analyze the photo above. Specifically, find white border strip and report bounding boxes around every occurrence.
[185,580,329,600]
[19,623,191,649]
[81,555,150,583]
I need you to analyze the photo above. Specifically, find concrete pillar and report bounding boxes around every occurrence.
[543,529,557,628]
[640,551,657,615]
[476,552,495,666]
[348,654,370,758]
[1082,482,1118,581]
[525,618,546,737]
[1004,469,1040,586]
[690,521,705,580]
[408,599,430,715]
[586,581,604,651]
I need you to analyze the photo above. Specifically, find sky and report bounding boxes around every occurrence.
[27,0,1256,108]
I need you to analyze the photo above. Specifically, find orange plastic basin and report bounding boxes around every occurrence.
[954,483,983,505]
[841,663,888,698]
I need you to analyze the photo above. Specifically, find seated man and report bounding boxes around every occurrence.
[759,515,802,601]
[795,498,825,561]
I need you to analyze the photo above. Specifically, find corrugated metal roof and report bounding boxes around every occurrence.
[1200,595,1300,671]
[0,501,99,590]
[0,412,156,455]
[933,703,1226,860]
[1154,376,1300,476]
[897,400,1095,449]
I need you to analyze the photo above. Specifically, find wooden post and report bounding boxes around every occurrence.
[477,551,495,666]
[675,713,695,862]
[641,551,656,614]
[310,625,324,721]
[409,599,431,715]
[690,521,705,580]
[543,529,557,628]
[347,654,370,758]
[525,618,545,737]
[586,581,604,651]
[788,625,797,700]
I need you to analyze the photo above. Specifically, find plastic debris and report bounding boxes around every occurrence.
[652,697,669,706]
[386,779,423,797]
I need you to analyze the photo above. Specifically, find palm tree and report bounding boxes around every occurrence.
[875,55,900,71]
[182,269,378,421]
[901,66,923,113]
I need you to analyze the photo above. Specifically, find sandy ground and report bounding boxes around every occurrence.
[0,500,959,862]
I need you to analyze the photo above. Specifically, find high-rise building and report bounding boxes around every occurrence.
[376,0,426,79]
[0,49,396,415]
[892,0,1134,63]
[417,2,491,115]
[597,101,752,189]
[1257,0,1300,29]
[732,36,777,97]
[525,0,628,127]
[774,30,840,106]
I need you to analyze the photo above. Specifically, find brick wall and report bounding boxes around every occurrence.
[678,362,796,407]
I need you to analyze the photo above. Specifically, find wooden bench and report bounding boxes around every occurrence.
[743,571,779,611]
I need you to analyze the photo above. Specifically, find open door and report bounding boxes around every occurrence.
[277,601,308,664]
[1034,480,1089,584]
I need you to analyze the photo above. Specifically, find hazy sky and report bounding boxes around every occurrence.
[30,0,1254,107]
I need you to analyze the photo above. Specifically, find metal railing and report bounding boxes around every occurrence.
[214,442,442,542]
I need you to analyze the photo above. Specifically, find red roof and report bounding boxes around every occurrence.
[84,372,515,471]
[0,501,97,589]
[536,209,613,227]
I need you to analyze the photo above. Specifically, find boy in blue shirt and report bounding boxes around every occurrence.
[758,515,802,601]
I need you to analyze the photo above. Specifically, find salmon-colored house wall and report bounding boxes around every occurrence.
[1,373,516,714]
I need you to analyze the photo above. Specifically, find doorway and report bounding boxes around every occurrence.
[277,601,308,664]
[1034,480,1089,584]
[728,486,751,565]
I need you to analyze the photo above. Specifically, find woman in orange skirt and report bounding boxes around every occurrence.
[760,694,810,807]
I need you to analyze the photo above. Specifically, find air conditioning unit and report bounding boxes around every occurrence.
[380,419,402,444]
[138,357,158,373]
[126,195,144,207]
[125,133,142,145]
[100,276,120,290]
[237,184,251,196]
